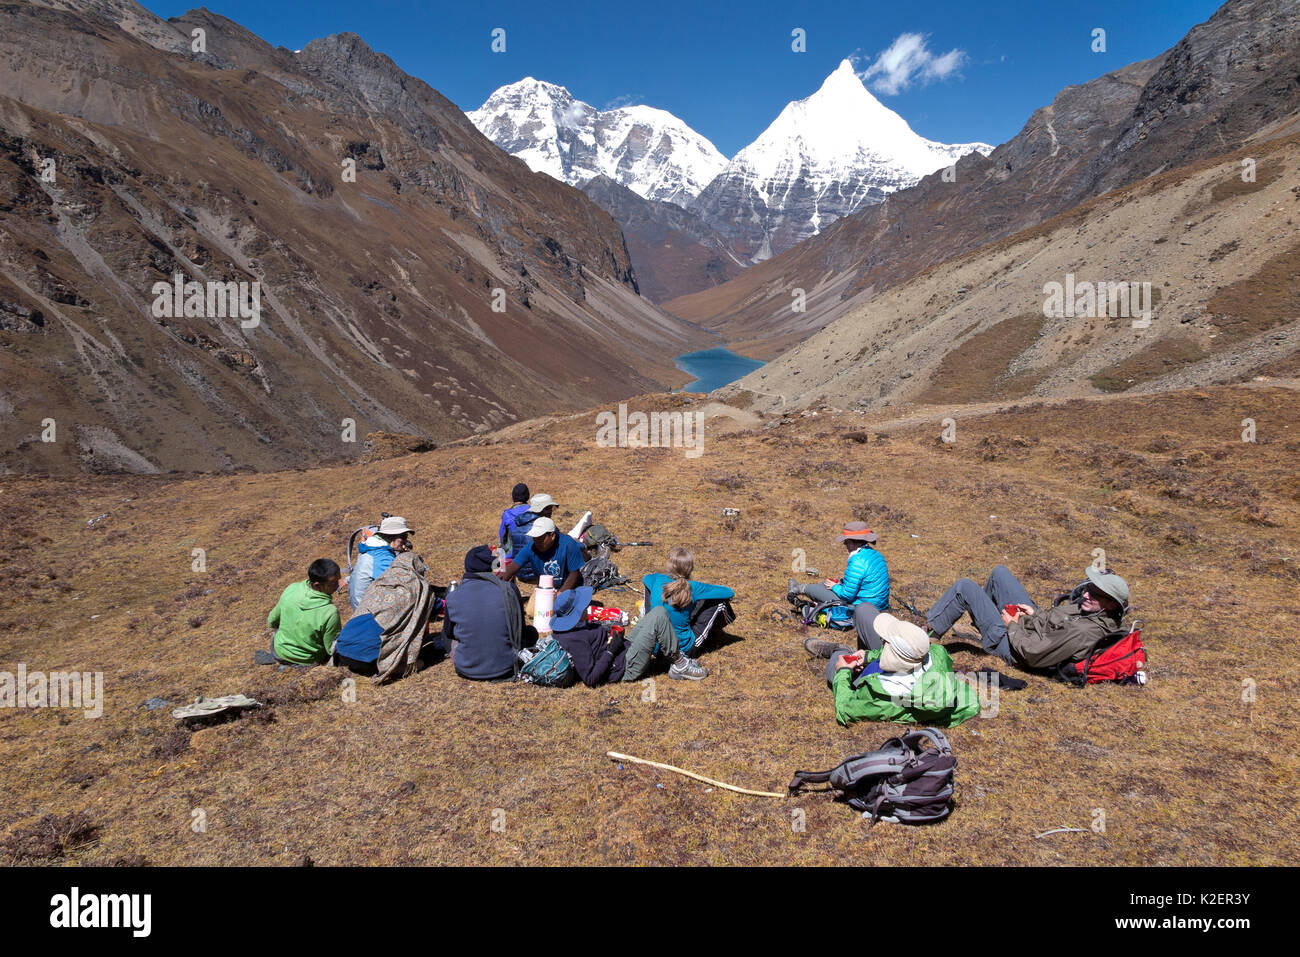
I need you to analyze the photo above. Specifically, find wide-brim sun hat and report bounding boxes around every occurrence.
[873,613,930,673]
[378,516,414,535]
[837,521,878,544]
[528,493,558,513]
[1085,566,1130,610]
[551,586,595,632]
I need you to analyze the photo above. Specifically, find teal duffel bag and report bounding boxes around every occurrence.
[518,636,576,688]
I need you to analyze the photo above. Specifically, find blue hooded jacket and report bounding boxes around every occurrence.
[831,546,890,610]
[348,535,396,610]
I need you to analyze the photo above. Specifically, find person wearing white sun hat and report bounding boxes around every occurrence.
[813,613,980,727]
[499,516,586,594]
[348,515,415,610]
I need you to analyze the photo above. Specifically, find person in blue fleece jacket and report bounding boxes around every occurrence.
[625,546,734,682]
[788,522,890,643]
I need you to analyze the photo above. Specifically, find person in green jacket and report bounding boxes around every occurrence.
[818,613,980,727]
[267,559,342,665]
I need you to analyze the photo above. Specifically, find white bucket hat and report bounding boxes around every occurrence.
[378,516,414,536]
[873,613,931,673]
[528,493,558,513]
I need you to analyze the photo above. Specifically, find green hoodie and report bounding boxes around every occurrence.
[831,644,981,727]
[268,580,341,665]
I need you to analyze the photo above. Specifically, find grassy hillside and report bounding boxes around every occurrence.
[1,384,1297,864]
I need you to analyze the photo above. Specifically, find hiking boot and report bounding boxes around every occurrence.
[669,656,708,680]
[787,577,802,598]
[803,636,845,659]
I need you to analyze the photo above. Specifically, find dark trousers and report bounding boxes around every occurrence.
[926,565,1034,663]
[852,602,885,650]
[336,653,378,676]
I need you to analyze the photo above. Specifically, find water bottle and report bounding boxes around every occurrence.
[533,575,556,635]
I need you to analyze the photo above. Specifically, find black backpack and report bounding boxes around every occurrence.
[787,728,957,825]
[581,547,630,592]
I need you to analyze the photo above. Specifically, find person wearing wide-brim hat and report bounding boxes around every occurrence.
[348,515,415,610]
[787,522,891,641]
[924,564,1130,670]
[807,613,981,727]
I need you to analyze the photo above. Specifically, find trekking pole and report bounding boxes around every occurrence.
[607,751,785,798]
[619,542,654,547]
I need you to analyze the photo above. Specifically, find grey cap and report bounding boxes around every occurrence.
[1086,566,1130,609]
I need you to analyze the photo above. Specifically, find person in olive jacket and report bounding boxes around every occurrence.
[925,565,1129,669]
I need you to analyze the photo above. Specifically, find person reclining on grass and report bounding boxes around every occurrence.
[348,515,414,610]
[499,517,586,594]
[446,545,526,682]
[787,522,890,640]
[924,564,1129,670]
[621,546,731,682]
[267,558,342,667]
[806,613,980,727]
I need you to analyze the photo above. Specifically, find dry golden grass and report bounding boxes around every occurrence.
[1,384,1298,865]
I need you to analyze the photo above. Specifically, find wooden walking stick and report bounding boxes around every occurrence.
[607,750,785,798]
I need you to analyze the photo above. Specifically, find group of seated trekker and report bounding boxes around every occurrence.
[265,482,730,685]
[264,490,1132,724]
[789,521,1132,727]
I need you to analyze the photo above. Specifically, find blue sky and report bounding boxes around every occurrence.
[142,0,1223,156]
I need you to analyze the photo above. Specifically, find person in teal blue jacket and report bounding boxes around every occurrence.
[789,522,890,644]
[624,546,734,682]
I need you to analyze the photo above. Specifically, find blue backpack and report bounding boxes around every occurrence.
[504,508,540,557]
[518,636,576,688]
[790,596,856,631]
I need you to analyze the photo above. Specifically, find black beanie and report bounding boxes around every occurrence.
[512,482,530,503]
[464,545,495,574]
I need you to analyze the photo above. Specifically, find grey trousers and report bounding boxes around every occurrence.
[852,602,885,650]
[824,645,857,684]
[621,606,678,682]
[926,564,1034,663]
[796,583,885,651]
[795,582,841,605]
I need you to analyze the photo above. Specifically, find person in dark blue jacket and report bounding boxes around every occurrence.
[551,587,629,686]
[446,545,526,681]
[788,522,890,644]
[624,546,733,682]
[497,482,532,558]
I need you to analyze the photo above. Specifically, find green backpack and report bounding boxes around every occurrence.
[518,637,576,688]
[581,524,620,551]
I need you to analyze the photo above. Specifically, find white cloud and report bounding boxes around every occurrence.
[860,33,968,95]
[602,93,641,111]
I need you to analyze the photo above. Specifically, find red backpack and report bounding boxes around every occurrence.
[1056,627,1147,686]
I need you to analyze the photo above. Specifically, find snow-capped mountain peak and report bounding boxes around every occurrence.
[689,59,993,261]
[468,80,726,207]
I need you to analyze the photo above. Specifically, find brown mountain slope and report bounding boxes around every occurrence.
[0,1,708,475]
[580,174,747,304]
[717,133,1300,414]
[664,0,1300,360]
[1,382,1297,864]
